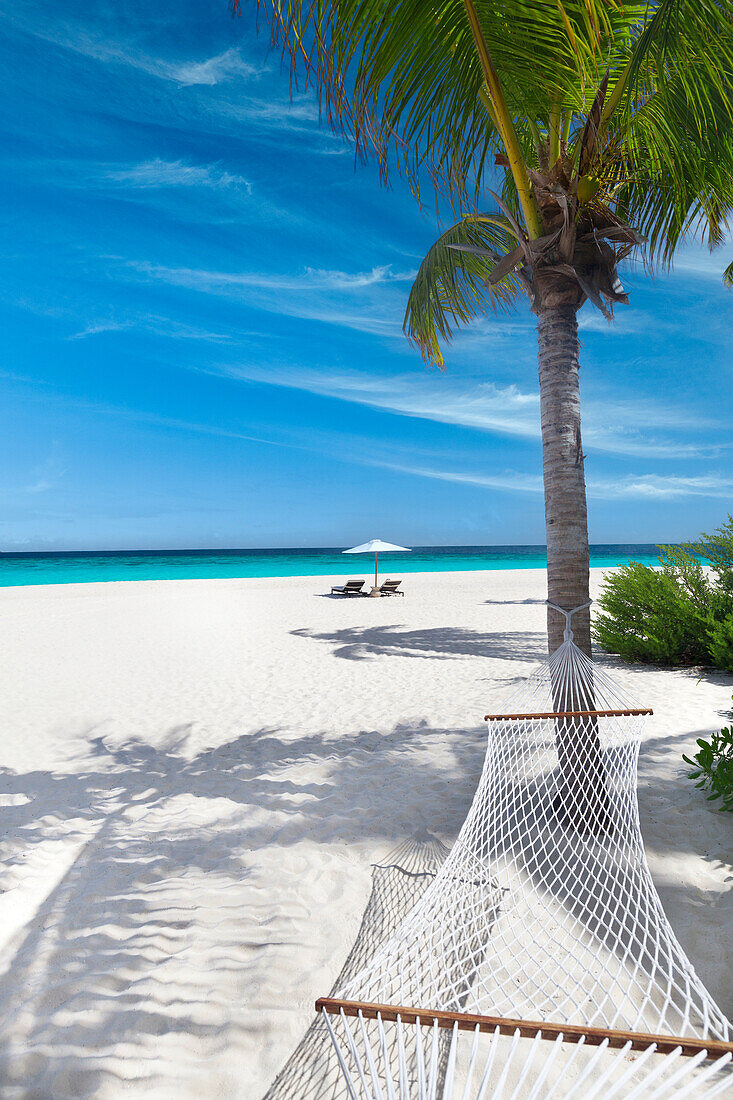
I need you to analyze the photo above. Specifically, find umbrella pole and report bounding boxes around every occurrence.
[374,552,378,588]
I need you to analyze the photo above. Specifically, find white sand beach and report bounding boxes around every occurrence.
[0,568,730,1098]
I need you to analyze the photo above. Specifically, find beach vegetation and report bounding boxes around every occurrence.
[593,516,733,672]
[684,717,733,812]
[238,0,733,664]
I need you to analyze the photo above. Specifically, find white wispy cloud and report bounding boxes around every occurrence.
[130,260,414,293]
[28,22,259,86]
[221,96,321,129]
[363,461,733,501]
[177,89,345,145]
[12,379,730,506]
[25,479,54,494]
[589,473,733,500]
[669,243,732,281]
[21,449,68,495]
[577,311,644,334]
[220,363,541,435]
[104,159,251,192]
[269,307,404,338]
[159,47,256,86]
[67,316,233,343]
[67,321,131,341]
[581,393,720,458]
[582,424,715,460]
[6,11,342,143]
[57,398,296,451]
[216,363,718,459]
[369,460,543,494]
[124,260,413,336]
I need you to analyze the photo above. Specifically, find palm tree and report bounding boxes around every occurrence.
[239,0,733,659]
[236,0,733,832]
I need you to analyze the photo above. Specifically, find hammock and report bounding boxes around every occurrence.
[315,602,733,1098]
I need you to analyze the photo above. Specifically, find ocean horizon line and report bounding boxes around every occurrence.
[1,540,670,558]
[0,543,666,588]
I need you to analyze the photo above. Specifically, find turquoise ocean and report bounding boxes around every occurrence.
[0,544,662,588]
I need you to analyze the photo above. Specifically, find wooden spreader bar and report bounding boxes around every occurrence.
[316,997,733,1061]
[484,708,653,721]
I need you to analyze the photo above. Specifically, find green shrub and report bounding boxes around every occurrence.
[708,615,733,672]
[593,560,713,666]
[683,721,733,812]
[593,514,733,671]
[689,514,733,599]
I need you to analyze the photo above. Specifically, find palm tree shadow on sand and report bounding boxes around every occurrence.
[262,833,452,1100]
[0,723,484,1097]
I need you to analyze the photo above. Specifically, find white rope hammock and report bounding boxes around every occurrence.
[316,602,733,1098]
[318,1006,732,1100]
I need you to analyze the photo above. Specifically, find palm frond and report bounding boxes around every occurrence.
[244,1,733,279]
[249,0,644,207]
[619,0,733,132]
[404,214,525,367]
[604,56,733,262]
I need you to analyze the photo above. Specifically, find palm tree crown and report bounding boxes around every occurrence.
[239,0,733,364]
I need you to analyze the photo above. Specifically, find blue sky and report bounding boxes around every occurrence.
[2,0,732,551]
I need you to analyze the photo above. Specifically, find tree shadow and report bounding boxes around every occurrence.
[1,703,727,1094]
[472,723,733,1032]
[634,726,733,1014]
[291,625,545,662]
[591,647,733,693]
[263,833,451,1100]
[0,719,487,1096]
[483,598,547,606]
[315,595,368,600]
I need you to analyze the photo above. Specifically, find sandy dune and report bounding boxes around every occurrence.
[0,569,730,1097]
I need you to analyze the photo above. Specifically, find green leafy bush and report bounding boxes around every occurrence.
[593,514,733,671]
[683,721,733,812]
[708,615,733,672]
[592,562,709,665]
[692,514,733,599]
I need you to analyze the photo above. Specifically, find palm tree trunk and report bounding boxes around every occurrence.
[537,304,592,658]
[537,304,610,833]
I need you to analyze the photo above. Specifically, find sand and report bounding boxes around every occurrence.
[0,568,729,1098]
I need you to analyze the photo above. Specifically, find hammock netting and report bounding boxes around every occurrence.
[315,607,732,1098]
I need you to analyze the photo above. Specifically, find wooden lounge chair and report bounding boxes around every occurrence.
[330,579,366,596]
[378,578,404,597]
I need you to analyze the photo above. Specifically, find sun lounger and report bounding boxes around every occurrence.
[378,578,404,596]
[330,579,366,596]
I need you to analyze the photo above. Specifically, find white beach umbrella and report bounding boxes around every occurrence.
[343,538,411,588]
